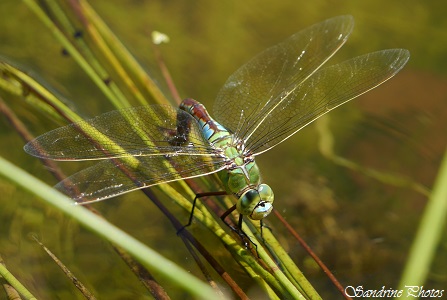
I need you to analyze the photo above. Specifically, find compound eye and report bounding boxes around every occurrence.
[250,201,273,220]
[237,189,260,216]
[258,184,274,203]
[250,184,274,220]
[236,184,274,220]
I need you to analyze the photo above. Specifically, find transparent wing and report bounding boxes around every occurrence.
[213,15,354,136]
[55,154,227,203]
[24,105,219,160]
[24,105,229,202]
[248,49,410,155]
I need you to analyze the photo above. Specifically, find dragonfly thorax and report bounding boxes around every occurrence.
[218,150,274,220]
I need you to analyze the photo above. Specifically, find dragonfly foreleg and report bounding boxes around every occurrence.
[178,191,258,251]
[177,190,227,235]
[221,206,258,251]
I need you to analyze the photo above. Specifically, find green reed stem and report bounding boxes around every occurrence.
[398,147,447,291]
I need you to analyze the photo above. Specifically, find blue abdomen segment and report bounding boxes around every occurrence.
[180,98,230,144]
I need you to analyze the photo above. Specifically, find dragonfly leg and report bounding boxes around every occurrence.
[220,205,246,234]
[179,191,258,251]
[177,191,227,235]
[221,207,258,251]
[220,204,237,224]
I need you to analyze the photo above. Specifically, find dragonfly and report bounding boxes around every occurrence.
[24,15,410,226]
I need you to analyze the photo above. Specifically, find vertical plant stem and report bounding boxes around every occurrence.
[398,148,447,290]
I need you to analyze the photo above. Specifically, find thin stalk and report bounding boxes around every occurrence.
[44,0,111,82]
[112,246,170,300]
[0,258,37,300]
[273,210,345,299]
[77,0,170,106]
[31,236,97,300]
[152,40,182,105]
[260,228,322,299]
[397,147,447,291]
[0,156,217,300]
[24,0,130,110]
[1,94,173,297]
[53,0,150,106]
[240,222,306,300]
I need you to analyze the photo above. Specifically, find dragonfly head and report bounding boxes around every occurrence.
[237,184,274,220]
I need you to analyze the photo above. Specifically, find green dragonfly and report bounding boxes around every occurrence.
[24,15,409,223]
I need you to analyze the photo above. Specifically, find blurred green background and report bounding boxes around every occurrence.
[0,0,446,299]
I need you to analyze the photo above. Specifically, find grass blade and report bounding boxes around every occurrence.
[0,155,217,300]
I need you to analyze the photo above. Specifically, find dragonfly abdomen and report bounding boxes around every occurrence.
[180,99,264,193]
[180,98,231,145]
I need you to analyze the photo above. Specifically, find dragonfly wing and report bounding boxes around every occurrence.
[247,49,410,155]
[56,154,227,203]
[24,105,216,160]
[213,15,354,135]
